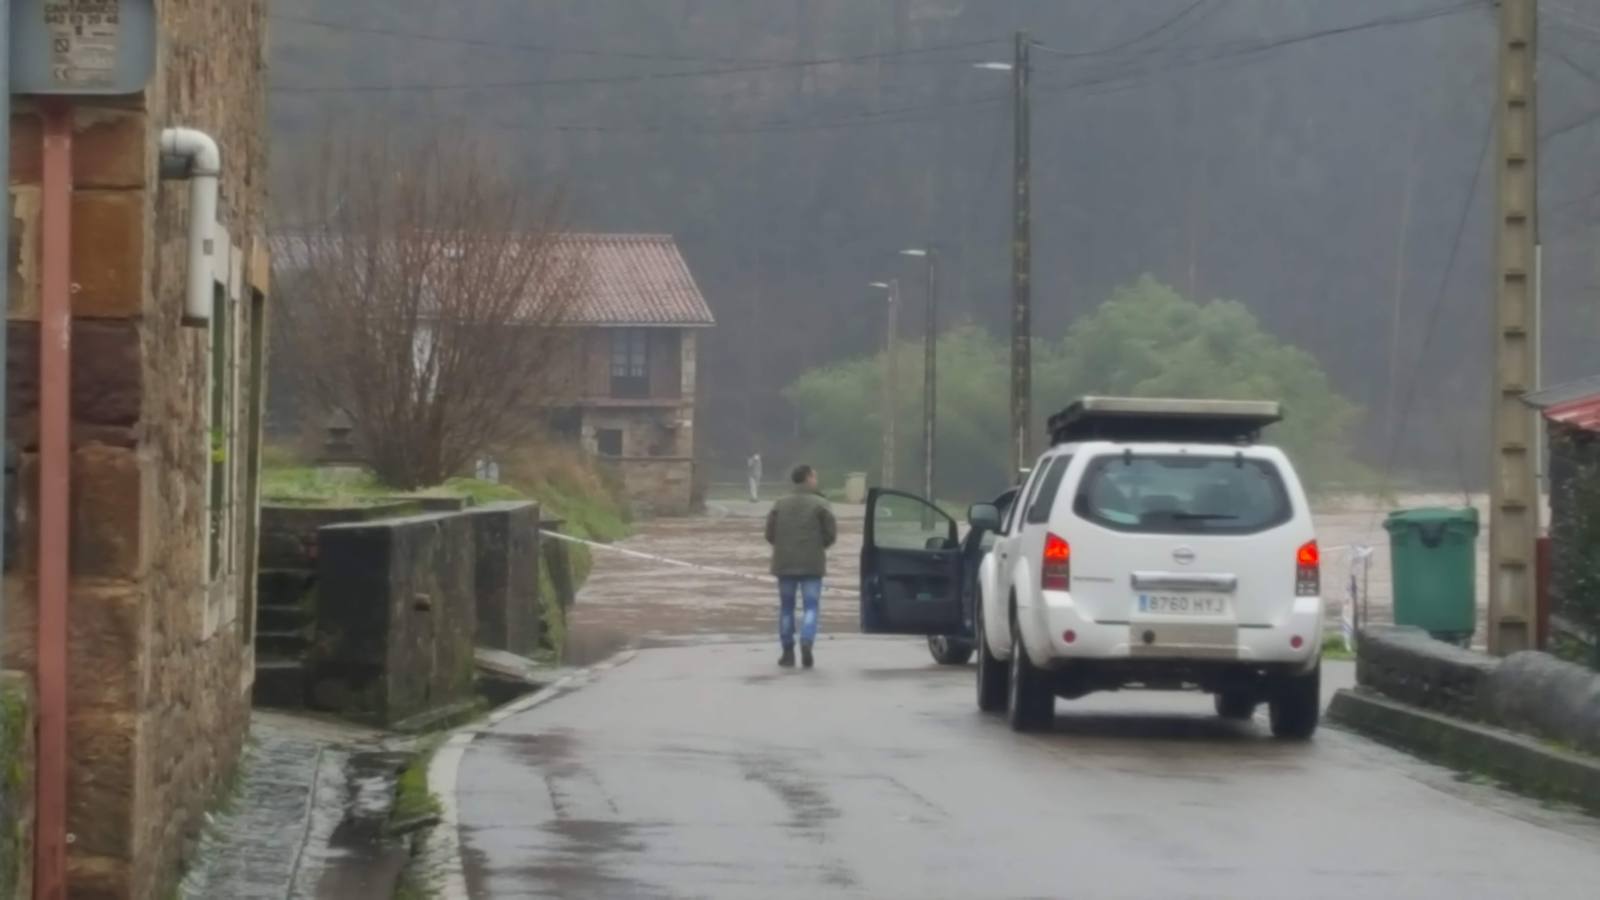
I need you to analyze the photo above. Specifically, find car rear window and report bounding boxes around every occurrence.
[1073,454,1292,535]
[1025,456,1072,524]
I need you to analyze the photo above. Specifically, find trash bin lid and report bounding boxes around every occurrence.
[1383,506,1480,534]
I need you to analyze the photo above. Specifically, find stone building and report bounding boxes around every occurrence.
[3,3,269,897]
[545,234,715,516]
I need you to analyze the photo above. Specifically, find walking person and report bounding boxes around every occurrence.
[765,464,837,668]
[747,452,763,503]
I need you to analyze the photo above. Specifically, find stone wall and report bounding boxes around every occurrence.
[1356,626,1499,720]
[0,673,32,900]
[617,458,696,517]
[1548,423,1600,645]
[3,2,270,896]
[254,503,420,708]
[469,502,543,655]
[310,513,478,727]
[1357,625,1600,756]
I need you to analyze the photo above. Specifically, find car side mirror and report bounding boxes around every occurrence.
[967,503,1001,533]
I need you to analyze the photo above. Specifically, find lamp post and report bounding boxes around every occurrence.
[869,281,900,489]
[901,247,937,503]
[976,31,1033,476]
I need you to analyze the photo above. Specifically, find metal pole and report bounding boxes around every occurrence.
[922,251,938,505]
[37,96,74,900]
[1010,30,1033,476]
[882,279,899,490]
[1489,0,1539,656]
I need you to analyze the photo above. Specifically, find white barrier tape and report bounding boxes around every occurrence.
[540,529,862,597]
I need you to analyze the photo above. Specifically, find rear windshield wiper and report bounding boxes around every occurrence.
[1171,513,1239,522]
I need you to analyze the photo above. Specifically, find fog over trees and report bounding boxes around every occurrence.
[269,0,1600,487]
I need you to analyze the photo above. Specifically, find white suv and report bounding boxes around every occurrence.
[858,397,1324,739]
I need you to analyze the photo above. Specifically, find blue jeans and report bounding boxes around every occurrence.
[778,577,822,648]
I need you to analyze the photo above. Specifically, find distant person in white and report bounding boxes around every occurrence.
[747,452,763,503]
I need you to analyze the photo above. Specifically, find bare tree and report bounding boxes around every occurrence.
[276,131,588,489]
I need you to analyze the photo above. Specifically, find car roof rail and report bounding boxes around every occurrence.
[1048,396,1283,445]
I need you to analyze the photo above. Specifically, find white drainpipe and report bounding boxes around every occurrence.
[159,127,221,326]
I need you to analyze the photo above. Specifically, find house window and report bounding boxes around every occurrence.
[207,284,235,582]
[596,429,624,458]
[610,329,650,399]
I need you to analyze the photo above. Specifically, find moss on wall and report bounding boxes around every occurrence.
[0,676,32,900]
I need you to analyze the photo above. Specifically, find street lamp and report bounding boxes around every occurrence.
[869,281,899,490]
[977,32,1033,478]
[901,247,938,504]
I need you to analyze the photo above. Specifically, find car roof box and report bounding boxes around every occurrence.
[1048,396,1283,445]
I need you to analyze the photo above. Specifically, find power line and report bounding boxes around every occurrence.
[271,12,770,64]
[486,2,1489,138]
[270,35,1006,95]
[1033,0,1216,59]
[1368,111,1496,534]
[1031,0,1489,97]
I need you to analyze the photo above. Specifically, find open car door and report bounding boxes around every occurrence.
[860,488,964,635]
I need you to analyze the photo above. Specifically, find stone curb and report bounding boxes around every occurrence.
[419,649,639,900]
[1328,687,1600,814]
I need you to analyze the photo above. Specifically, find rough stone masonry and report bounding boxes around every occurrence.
[3,2,270,897]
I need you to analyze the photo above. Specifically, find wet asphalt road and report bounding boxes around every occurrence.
[455,500,1600,898]
[455,638,1600,900]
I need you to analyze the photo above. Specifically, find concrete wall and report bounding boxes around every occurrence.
[469,502,543,655]
[310,513,479,727]
[3,2,269,896]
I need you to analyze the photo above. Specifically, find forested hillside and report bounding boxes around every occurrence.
[268,0,1600,484]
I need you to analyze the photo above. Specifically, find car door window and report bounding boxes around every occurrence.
[1025,456,1073,525]
[872,492,958,550]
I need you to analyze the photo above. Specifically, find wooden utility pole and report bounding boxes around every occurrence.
[1490,0,1540,656]
[1010,31,1033,476]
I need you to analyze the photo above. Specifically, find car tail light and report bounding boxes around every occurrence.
[1043,532,1071,591]
[1296,540,1320,597]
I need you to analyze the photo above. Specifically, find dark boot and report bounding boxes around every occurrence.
[779,645,796,668]
[801,643,814,669]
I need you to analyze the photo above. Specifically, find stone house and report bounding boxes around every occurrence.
[3,3,269,897]
[543,234,715,516]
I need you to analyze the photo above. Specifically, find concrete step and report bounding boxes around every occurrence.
[257,603,312,634]
[256,629,311,658]
[252,659,307,709]
[257,568,315,607]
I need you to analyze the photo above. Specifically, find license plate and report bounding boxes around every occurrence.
[1137,593,1229,616]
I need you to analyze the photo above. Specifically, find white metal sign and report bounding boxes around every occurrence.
[11,0,155,95]
[45,1,121,88]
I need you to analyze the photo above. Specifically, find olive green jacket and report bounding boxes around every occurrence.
[765,489,838,577]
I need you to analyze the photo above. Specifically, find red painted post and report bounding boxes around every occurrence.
[35,98,73,900]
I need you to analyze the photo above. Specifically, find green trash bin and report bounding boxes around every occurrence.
[1383,507,1479,643]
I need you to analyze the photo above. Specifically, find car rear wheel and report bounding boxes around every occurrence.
[1214,690,1257,721]
[1269,663,1321,740]
[1006,621,1053,732]
[928,635,975,666]
[975,610,1008,713]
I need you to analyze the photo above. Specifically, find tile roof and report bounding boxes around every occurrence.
[271,232,715,328]
[1524,375,1600,433]
[556,234,715,327]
